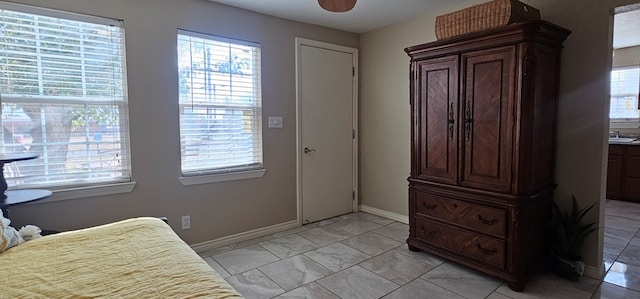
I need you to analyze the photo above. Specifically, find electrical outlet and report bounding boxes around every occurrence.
[181,215,191,230]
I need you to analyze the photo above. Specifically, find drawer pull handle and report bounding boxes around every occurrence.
[419,226,436,236]
[475,243,498,255]
[452,203,458,209]
[476,215,497,225]
[423,202,437,210]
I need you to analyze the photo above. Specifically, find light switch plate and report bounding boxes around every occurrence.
[268,116,283,128]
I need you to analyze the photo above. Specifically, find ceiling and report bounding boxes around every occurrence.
[614,8,640,49]
[207,0,468,33]
[208,0,640,48]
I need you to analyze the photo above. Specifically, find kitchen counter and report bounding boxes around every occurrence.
[609,139,640,145]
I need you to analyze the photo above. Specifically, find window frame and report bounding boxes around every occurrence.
[176,29,264,185]
[0,2,135,198]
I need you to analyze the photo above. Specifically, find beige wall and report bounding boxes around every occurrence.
[359,0,484,220]
[7,0,359,245]
[360,0,638,271]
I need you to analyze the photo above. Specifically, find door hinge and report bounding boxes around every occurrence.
[352,66,355,77]
[352,129,356,139]
[352,190,355,200]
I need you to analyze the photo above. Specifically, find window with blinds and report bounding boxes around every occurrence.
[0,3,131,189]
[610,67,640,120]
[177,30,263,176]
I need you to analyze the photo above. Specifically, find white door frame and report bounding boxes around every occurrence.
[295,37,359,226]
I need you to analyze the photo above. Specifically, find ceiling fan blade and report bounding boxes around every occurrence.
[318,0,357,13]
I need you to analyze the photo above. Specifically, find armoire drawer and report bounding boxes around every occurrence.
[415,217,506,269]
[415,192,506,237]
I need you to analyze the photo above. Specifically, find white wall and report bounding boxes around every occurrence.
[7,0,359,245]
[360,0,639,273]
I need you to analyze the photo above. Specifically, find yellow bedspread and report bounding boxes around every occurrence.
[0,217,242,298]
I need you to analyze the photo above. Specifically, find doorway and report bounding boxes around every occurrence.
[607,4,640,202]
[602,2,640,284]
[295,38,358,224]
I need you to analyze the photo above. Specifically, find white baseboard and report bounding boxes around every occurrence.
[359,205,409,224]
[583,264,605,280]
[191,205,406,253]
[190,220,299,253]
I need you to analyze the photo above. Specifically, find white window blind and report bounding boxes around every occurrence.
[177,30,262,176]
[0,3,131,189]
[610,67,640,120]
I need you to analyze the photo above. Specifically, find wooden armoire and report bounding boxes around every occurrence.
[405,21,570,291]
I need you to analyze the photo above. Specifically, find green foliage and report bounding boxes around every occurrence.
[548,195,598,261]
[71,106,117,130]
[215,54,250,75]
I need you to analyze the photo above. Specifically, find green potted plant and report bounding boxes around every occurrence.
[547,195,598,281]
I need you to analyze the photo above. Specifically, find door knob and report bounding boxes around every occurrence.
[304,147,316,153]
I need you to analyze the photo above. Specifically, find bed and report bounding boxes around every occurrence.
[0,217,243,298]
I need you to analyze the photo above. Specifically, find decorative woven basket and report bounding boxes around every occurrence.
[435,0,541,40]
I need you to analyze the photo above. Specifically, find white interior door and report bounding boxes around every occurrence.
[297,39,357,224]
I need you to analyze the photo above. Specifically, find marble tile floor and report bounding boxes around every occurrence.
[197,201,640,299]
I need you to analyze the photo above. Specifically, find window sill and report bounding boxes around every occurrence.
[179,169,266,186]
[21,181,137,205]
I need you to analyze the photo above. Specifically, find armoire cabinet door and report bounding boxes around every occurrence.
[412,55,458,184]
[459,46,516,192]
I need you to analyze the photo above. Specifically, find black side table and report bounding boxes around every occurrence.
[0,153,52,217]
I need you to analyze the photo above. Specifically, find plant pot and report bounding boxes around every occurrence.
[548,252,585,281]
